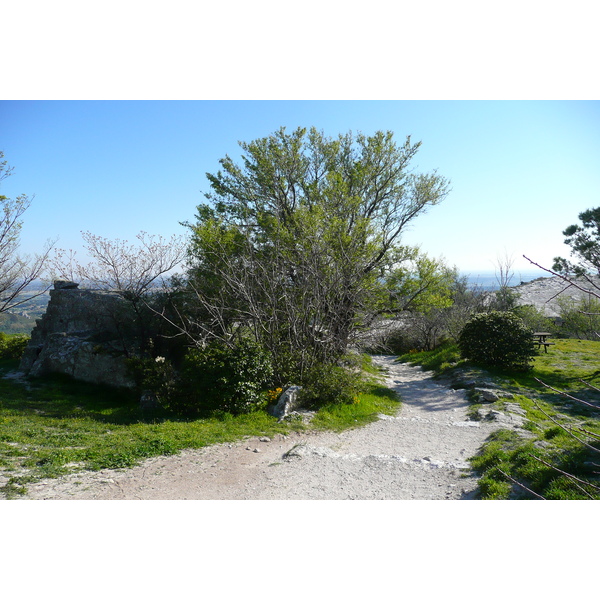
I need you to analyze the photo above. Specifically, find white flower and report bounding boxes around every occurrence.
[155,356,166,363]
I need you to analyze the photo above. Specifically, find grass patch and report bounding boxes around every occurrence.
[396,341,464,374]
[0,355,400,498]
[471,423,600,499]
[506,338,600,393]
[311,384,400,432]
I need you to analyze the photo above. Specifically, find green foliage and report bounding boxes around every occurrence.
[131,339,275,417]
[397,340,463,373]
[490,337,600,397]
[488,285,520,312]
[383,248,457,314]
[372,250,459,352]
[511,304,556,335]
[557,295,600,339]
[373,268,496,354]
[127,354,179,407]
[311,384,400,431]
[0,332,29,359]
[376,326,417,355]
[406,338,600,499]
[477,475,512,499]
[299,361,366,407]
[458,311,536,370]
[472,425,600,500]
[179,340,274,416]
[553,206,600,276]
[441,275,489,343]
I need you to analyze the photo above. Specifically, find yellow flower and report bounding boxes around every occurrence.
[267,387,283,403]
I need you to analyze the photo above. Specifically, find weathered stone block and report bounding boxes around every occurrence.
[269,385,304,420]
[19,284,138,388]
[53,280,79,290]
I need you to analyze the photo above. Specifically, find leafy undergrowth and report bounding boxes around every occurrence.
[0,356,399,498]
[398,339,600,499]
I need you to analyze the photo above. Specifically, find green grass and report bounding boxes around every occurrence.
[397,343,464,374]
[397,338,600,500]
[0,355,400,498]
[507,338,600,392]
[311,384,400,432]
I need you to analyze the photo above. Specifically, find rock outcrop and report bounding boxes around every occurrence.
[512,275,600,318]
[19,281,138,388]
[268,385,304,420]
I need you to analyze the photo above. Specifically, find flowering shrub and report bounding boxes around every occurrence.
[169,339,274,416]
[127,354,178,406]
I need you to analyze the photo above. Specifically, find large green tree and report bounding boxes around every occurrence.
[183,127,450,382]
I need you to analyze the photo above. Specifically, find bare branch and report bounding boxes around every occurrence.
[51,231,187,299]
[523,255,600,300]
[579,379,600,394]
[576,427,600,441]
[496,468,547,500]
[529,454,599,498]
[530,396,600,453]
[0,153,55,312]
[534,377,600,410]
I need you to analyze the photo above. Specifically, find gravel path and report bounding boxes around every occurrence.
[22,356,501,500]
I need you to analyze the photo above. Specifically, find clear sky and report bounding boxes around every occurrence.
[1,100,598,279]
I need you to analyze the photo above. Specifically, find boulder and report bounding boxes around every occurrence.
[24,332,135,388]
[472,387,514,403]
[505,403,527,416]
[269,385,304,420]
[478,408,527,427]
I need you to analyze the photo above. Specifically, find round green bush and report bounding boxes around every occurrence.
[172,339,274,416]
[458,311,536,370]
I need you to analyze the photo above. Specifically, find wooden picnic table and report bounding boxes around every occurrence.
[533,332,554,353]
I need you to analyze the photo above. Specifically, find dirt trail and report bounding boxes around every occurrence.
[22,356,501,500]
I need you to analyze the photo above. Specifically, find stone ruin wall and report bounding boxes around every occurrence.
[19,281,137,388]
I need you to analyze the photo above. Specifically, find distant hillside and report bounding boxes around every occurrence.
[0,291,51,335]
[464,270,548,291]
[512,276,600,318]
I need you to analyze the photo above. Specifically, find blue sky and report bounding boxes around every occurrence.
[1,100,598,279]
